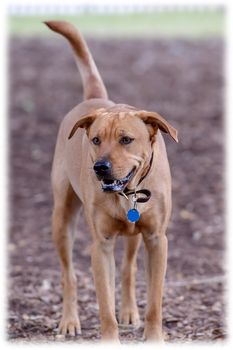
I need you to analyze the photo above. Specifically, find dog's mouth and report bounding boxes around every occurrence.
[101,168,136,192]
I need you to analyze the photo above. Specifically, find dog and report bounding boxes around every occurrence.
[45,20,178,342]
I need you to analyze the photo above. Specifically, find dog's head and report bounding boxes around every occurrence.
[68,105,178,192]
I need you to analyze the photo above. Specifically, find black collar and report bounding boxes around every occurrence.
[118,152,154,204]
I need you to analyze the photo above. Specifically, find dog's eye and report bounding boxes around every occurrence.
[92,137,101,145]
[120,136,134,145]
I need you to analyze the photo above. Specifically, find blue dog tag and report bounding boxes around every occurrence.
[127,209,140,223]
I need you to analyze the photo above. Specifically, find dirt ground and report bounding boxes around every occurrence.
[8,36,226,343]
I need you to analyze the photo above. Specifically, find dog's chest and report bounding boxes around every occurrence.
[114,219,140,236]
[107,204,154,237]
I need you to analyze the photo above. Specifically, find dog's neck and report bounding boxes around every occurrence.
[117,151,154,219]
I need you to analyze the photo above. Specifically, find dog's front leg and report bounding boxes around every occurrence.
[143,233,167,342]
[91,235,119,341]
[120,235,141,327]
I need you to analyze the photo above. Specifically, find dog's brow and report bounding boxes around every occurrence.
[118,129,134,138]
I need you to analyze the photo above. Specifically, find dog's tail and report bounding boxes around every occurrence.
[44,20,108,100]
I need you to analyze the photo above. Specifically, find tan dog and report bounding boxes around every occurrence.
[45,21,178,342]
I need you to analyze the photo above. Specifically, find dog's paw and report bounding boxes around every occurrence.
[143,326,164,342]
[58,314,81,336]
[119,307,140,328]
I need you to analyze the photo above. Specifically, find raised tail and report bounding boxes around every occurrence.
[44,20,108,100]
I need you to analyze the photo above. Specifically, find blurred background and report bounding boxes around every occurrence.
[8,0,226,343]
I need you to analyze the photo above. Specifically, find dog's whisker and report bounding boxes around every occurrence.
[131,155,144,163]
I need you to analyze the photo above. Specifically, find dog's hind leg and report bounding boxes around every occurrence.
[119,235,141,327]
[52,180,82,336]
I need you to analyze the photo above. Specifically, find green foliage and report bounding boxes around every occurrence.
[9,10,224,38]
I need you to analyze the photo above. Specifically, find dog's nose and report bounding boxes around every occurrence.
[93,160,112,177]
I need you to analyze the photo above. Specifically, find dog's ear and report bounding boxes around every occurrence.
[138,110,178,143]
[68,114,96,139]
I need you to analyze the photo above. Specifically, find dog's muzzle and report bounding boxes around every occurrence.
[93,160,135,192]
[93,160,112,179]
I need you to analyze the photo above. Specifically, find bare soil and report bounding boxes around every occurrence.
[8,36,226,343]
